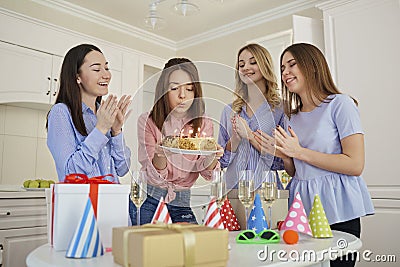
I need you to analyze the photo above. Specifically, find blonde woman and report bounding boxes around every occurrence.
[218,43,285,191]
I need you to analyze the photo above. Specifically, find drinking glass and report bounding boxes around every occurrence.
[130,171,147,226]
[238,170,255,229]
[261,171,277,229]
[210,169,226,208]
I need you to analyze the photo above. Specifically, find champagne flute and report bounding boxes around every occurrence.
[130,171,147,226]
[210,170,226,208]
[261,171,277,229]
[238,170,255,230]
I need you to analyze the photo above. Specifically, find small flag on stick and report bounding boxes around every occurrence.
[151,197,172,224]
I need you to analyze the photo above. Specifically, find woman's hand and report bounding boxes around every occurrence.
[204,144,224,170]
[111,95,132,136]
[253,130,289,159]
[232,115,252,140]
[152,143,173,170]
[254,128,296,176]
[274,126,303,159]
[96,94,118,135]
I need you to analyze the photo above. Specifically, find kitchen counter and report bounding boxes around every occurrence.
[27,230,361,267]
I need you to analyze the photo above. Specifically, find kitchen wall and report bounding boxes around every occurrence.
[0,0,176,59]
[0,104,56,185]
[176,8,322,66]
[0,1,322,186]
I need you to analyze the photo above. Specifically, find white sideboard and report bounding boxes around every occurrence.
[0,189,47,267]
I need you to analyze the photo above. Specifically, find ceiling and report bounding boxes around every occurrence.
[41,0,322,45]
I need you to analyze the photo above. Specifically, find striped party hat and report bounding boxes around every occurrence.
[204,198,224,229]
[151,196,172,224]
[65,197,104,258]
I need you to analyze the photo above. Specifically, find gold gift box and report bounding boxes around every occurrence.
[112,224,229,267]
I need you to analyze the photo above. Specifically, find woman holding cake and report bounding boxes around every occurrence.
[218,43,285,190]
[254,43,374,267]
[47,44,132,182]
[136,58,223,224]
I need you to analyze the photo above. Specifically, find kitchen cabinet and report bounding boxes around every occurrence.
[0,9,165,186]
[0,190,47,267]
[0,41,62,105]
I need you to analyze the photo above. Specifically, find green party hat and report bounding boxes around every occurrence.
[308,194,333,238]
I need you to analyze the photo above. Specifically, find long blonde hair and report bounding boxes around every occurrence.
[232,43,281,113]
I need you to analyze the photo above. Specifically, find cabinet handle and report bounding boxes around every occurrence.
[46,76,51,95]
[52,78,58,97]
[0,211,11,216]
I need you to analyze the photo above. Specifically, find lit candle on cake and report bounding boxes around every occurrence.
[202,132,207,138]
[188,129,193,138]
[174,129,178,137]
[180,129,184,138]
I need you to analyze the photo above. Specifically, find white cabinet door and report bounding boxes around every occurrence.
[49,54,63,104]
[0,41,62,104]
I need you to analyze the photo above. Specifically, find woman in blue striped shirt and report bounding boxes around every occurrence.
[218,43,285,191]
[46,44,131,182]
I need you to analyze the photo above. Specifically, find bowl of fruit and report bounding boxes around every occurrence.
[23,179,55,190]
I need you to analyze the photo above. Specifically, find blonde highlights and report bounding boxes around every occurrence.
[232,43,281,113]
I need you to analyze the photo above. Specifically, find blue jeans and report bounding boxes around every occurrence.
[129,184,198,225]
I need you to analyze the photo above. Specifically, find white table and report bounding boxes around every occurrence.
[27,230,361,267]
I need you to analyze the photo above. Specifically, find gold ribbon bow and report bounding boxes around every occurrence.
[123,223,196,267]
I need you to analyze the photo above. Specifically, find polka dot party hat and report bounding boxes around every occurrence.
[308,194,333,238]
[281,192,312,236]
[220,197,240,231]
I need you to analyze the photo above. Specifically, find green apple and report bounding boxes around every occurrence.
[40,180,50,188]
[23,180,31,188]
[28,180,39,188]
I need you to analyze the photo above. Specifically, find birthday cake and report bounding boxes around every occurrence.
[162,136,217,151]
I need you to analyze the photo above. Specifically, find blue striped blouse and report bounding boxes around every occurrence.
[47,102,131,182]
[218,102,285,190]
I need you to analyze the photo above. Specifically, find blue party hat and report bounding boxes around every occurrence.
[65,198,104,258]
[247,194,268,233]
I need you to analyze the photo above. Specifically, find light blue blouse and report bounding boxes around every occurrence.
[287,94,374,224]
[47,103,131,182]
[218,101,285,190]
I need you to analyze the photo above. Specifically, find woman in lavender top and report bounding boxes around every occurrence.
[255,43,374,267]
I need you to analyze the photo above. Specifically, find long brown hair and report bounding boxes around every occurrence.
[149,58,205,136]
[46,44,102,135]
[280,43,357,118]
[232,43,281,113]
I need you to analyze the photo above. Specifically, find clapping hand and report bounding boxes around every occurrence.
[96,94,118,135]
[273,126,302,159]
[231,114,252,140]
[111,95,132,136]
